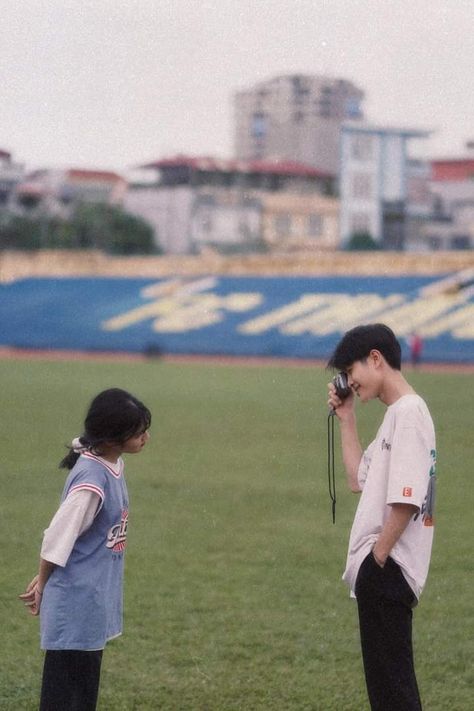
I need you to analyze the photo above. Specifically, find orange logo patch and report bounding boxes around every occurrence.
[402,487,412,497]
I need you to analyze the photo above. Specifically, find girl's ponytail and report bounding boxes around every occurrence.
[59,436,90,470]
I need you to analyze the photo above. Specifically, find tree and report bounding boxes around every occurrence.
[346,231,381,251]
[0,203,160,254]
[68,204,158,254]
[0,214,43,250]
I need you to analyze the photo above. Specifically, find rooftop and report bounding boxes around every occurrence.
[431,159,474,182]
[141,155,333,179]
[342,122,431,139]
[66,169,125,182]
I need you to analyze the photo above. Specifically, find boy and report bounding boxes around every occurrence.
[327,324,436,711]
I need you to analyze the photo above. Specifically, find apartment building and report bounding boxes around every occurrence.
[234,74,364,173]
[339,123,431,249]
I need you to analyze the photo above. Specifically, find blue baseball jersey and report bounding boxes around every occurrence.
[40,452,129,650]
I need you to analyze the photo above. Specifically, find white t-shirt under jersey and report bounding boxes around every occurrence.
[343,393,436,600]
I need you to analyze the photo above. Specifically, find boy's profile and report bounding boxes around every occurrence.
[327,323,436,711]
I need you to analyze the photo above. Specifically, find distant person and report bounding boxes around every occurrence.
[327,324,436,711]
[408,332,423,368]
[20,388,151,711]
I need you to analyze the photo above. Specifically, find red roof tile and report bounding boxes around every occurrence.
[66,169,125,182]
[431,160,474,181]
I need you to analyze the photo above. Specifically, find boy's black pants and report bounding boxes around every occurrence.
[355,552,422,711]
[40,649,103,711]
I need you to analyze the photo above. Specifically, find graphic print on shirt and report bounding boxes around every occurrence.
[381,438,391,451]
[420,449,437,527]
[106,508,129,552]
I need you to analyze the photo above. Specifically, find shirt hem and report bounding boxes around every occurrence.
[41,631,122,651]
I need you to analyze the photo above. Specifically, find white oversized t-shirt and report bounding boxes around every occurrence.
[342,393,436,600]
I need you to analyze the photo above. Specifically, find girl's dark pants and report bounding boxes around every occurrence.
[39,650,103,711]
[355,552,422,711]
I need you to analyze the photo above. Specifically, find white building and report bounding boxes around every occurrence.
[234,74,364,174]
[339,124,431,249]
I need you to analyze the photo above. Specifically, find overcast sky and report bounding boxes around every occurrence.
[2,0,473,173]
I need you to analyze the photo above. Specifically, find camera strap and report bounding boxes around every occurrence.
[327,410,336,524]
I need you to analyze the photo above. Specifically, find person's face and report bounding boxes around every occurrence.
[121,428,150,454]
[346,352,382,402]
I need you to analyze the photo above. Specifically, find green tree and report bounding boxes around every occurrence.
[0,214,43,250]
[346,231,381,251]
[69,204,158,254]
[0,204,159,254]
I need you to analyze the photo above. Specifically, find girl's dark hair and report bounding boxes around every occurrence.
[60,388,151,469]
[327,323,402,372]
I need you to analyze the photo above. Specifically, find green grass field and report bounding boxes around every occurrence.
[1,358,472,710]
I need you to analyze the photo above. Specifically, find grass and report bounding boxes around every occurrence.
[1,358,472,710]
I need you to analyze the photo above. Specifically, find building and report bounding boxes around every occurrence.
[415,157,474,250]
[125,155,336,254]
[0,150,25,207]
[234,74,364,174]
[13,168,127,215]
[339,123,431,249]
[429,158,474,218]
[261,192,339,252]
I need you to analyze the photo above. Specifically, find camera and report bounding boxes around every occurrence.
[332,371,352,400]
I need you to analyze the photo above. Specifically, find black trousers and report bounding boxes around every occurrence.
[355,552,422,711]
[40,649,103,711]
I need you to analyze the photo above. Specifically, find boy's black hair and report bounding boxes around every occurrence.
[327,323,402,372]
[60,388,151,469]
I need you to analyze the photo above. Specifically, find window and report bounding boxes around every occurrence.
[427,236,442,250]
[350,212,371,234]
[345,97,362,119]
[451,235,470,250]
[432,195,444,217]
[307,214,323,237]
[274,214,291,236]
[251,112,267,139]
[318,100,332,118]
[200,210,213,234]
[352,173,372,200]
[351,135,373,161]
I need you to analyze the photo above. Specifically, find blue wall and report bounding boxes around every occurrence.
[0,274,473,362]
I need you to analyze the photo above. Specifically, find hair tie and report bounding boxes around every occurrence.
[71,437,89,454]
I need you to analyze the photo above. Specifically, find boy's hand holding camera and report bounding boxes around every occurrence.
[327,372,363,494]
[327,372,355,421]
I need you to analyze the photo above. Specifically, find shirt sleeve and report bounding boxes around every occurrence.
[41,489,101,567]
[386,423,431,509]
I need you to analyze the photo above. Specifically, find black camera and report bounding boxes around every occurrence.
[332,371,352,400]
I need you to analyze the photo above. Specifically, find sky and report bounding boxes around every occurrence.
[2,0,473,174]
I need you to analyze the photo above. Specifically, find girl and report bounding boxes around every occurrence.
[20,388,151,711]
